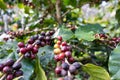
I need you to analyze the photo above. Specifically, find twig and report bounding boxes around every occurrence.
[55,0,62,24]
[0,74,7,80]
[72,45,85,53]
[62,9,71,17]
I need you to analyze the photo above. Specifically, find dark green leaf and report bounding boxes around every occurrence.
[21,59,34,80]
[75,24,103,41]
[38,46,54,67]
[109,46,120,80]
[115,9,120,23]
[53,26,74,41]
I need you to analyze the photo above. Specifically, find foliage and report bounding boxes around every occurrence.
[0,0,120,80]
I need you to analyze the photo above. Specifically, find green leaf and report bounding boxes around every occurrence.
[17,3,24,9]
[109,46,120,80]
[53,26,74,41]
[115,9,120,23]
[21,59,34,80]
[75,24,103,41]
[38,46,54,67]
[0,0,7,10]
[35,57,47,80]
[83,63,110,80]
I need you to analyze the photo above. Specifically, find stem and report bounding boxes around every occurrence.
[14,55,24,65]
[0,74,7,80]
[56,0,62,24]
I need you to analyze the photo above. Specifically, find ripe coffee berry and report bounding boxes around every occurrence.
[57,36,62,41]
[20,47,27,54]
[4,59,15,66]
[0,64,4,71]
[3,66,12,74]
[69,65,76,74]
[72,62,81,69]
[18,42,25,48]
[12,62,22,70]
[6,74,14,80]
[65,51,71,57]
[55,67,62,74]
[59,53,65,60]
[14,70,23,77]
[61,69,67,76]
[61,62,69,70]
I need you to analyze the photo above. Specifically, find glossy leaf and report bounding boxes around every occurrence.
[0,0,7,10]
[83,63,110,80]
[53,26,74,41]
[38,46,54,67]
[75,24,103,41]
[21,59,34,80]
[109,46,120,80]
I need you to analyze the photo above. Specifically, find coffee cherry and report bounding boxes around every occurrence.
[50,30,55,35]
[65,51,71,57]
[0,64,4,71]
[72,62,81,69]
[14,70,23,77]
[39,36,45,41]
[61,69,67,76]
[27,44,34,51]
[3,66,12,74]
[69,65,76,74]
[61,46,68,52]
[55,67,62,74]
[33,35,39,40]
[24,52,31,58]
[54,55,60,61]
[31,54,36,59]
[68,57,74,63]
[57,40,61,45]
[18,42,25,48]
[45,31,50,36]
[28,38,34,44]
[40,41,46,47]
[41,31,45,36]
[61,62,69,70]
[45,36,51,41]
[61,42,67,46]
[59,53,65,60]
[4,59,15,66]
[54,48,61,54]
[35,40,41,45]
[57,36,62,41]
[20,47,27,54]
[12,62,22,70]
[67,45,72,51]
[32,47,38,54]
[6,74,14,80]
[54,44,60,49]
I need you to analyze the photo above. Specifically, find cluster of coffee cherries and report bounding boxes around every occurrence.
[95,33,120,48]
[17,30,54,59]
[0,59,23,80]
[23,0,35,8]
[54,36,81,80]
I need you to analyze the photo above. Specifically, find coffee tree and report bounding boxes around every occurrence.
[0,0,120,80]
